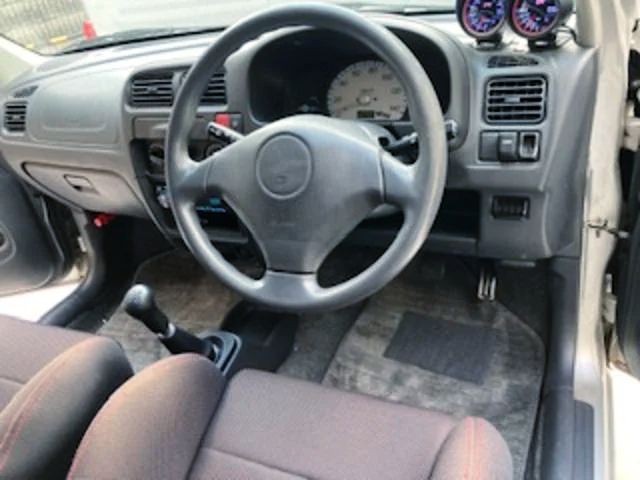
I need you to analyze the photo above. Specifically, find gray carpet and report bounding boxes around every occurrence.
[277,303,365,382]
[101,248,364,375]
[322,256,545,480]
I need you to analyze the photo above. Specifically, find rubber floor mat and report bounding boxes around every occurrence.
[385,311,497,384]
[323,256,545,480]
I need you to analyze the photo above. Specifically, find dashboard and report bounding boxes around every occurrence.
[0,8,598,261]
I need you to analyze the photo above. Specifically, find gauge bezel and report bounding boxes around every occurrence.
[456,0,508,41]
[508,0,572,40]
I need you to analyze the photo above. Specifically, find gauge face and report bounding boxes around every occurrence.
[511,0,561,38]
[327,61,407,121]
[461,0,507,39]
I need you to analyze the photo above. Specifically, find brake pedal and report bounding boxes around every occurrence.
[477,263,497,302]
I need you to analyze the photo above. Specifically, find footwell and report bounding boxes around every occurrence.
[322,257,545,480]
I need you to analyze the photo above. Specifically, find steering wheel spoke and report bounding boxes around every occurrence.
[380,151,420,212]
[175,138,252,205]
[173,156,211,199]
[254,270,323,309]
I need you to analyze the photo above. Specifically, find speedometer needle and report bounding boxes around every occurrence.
[337,103,361,113]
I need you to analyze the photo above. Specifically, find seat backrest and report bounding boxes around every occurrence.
[0,318,132,480]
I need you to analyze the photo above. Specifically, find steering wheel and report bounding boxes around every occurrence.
[165,2,447,312]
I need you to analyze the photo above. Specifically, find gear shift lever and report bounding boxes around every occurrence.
[122,284,217,360]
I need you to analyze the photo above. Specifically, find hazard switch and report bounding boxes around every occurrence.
[214,113,242,131]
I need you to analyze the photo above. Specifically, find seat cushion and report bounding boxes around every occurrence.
[70,355,513,480]
[0,315,133,480]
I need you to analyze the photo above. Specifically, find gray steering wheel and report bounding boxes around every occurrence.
[165,2,447,312]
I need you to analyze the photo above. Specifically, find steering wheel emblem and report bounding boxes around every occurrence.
[256,134,313,198]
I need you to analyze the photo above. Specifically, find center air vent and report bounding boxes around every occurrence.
[3,101,27,132]
[201,72,227,105]
[130,72,174,107]
[485,76,547,124]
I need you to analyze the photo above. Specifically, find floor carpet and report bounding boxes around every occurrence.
[100,248,365,374]
[322,256,545,480]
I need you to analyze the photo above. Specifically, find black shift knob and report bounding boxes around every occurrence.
[121,284,216,360]
[122,284,171,335]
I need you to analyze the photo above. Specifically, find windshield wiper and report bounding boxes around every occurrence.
[340,1,454,14]
[60,26,225,54]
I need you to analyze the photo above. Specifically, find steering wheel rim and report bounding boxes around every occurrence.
[165,2,447,312]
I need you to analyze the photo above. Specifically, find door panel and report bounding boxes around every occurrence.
[0,167,65,296]
[618,218,640,376]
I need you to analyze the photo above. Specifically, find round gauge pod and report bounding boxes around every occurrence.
[456,0,508,42]
[509,0,572,40]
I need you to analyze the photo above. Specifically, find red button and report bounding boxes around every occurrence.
[214,113,231,128]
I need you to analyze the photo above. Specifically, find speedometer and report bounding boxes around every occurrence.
[327,61,407,121]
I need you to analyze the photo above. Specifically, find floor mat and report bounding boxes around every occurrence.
[323,257,545,480]
[385,311,497,384]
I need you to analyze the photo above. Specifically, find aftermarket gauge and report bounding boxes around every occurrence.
[457,0,508,41]
[510,0,572,40]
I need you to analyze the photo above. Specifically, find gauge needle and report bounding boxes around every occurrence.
[526,5,545,16]
[337,103,361,113]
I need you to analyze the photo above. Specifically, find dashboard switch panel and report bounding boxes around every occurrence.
[518,132,541,161]
[498,132,518,162]
[480,132,499,161]
[214,112,243,131]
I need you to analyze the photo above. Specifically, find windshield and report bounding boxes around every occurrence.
[0,0,454,55]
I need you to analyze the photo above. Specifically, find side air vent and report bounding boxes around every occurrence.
[201,72,227,105]
[3,101,27,132]
[488,55,539,68]
[130,72,174,107]
[485,76,547,124]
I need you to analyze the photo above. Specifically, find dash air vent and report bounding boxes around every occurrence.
[3,101,27,132]
[201,72,227,105]
[488,56,539,68]
[485,76,547,124]
[491,196,530,220]
[130,72,174,107]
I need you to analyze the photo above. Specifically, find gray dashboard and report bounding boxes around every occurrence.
[0,12,598,261]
